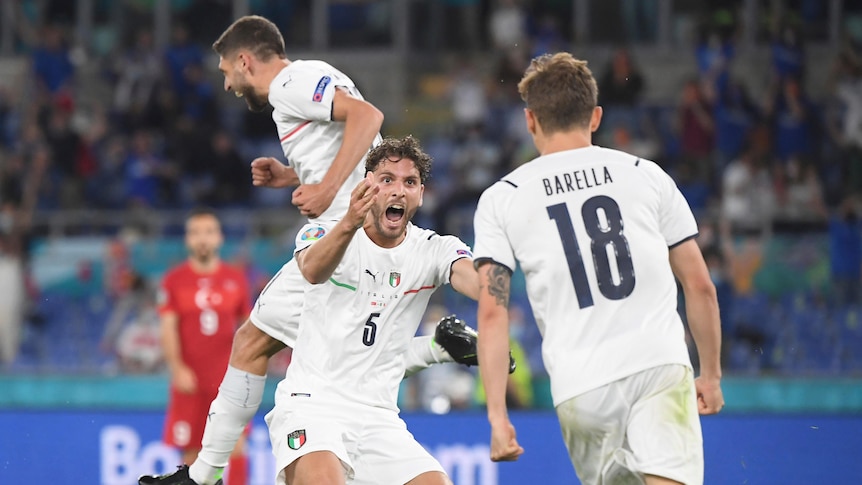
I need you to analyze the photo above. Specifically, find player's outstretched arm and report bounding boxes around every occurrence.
[291,88,384,218]
[449,258,480,300]
[251,157,299,188]
[476,260,524,462]
[669,239,725,415]
[296,175,378,284]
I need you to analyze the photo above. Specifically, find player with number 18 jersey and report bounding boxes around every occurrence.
[473,145,697,407]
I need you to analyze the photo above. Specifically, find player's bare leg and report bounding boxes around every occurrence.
[180,449,200,471]
[283,451,345,485]
[188,321,285,485]
[405,471,453,485]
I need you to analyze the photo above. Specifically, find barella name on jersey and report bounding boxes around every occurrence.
[542,166,613,196]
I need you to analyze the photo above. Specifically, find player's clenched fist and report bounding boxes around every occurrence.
[489,421,525,462]
[251,157,299,188]
[695,376,724,415]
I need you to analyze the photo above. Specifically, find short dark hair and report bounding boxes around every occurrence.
[212,15,286,61]
[517,52,598,133]
[365,136,432,183]
[186,206,219,222]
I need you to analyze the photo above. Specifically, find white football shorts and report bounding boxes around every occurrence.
[266,396,445,484]
[555,364,704,485]
[248,258,304,348]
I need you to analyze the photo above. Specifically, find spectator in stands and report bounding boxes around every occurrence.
[0,88,14,149]
[773,155,828,224]
[598,48,645,108]
[448,56,489,132]
[488,0,527,53]
[0,136,43,365]
[30,24,75,96]
[831,49,862,194]
[0,216,25,365]
[720,127,776,236]
[123,129,176,208]
[433,123,502,234]
[164,23,205,100]
[42,98,88,209]
[529,13,566,58]
[676,78,714,178]
[771,24,806,84]
[101,272,163,374]
[828,195,862,306]
[89,134,130,209]
[695,25,734,96]
[178,61,218,127]
[110,29,165,132]
[713,78,760,172]
[208,130,251,208]
[765,76,816,163]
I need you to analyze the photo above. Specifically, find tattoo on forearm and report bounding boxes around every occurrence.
[487,265,510,307]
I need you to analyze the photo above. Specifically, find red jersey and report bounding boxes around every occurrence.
[158,261,251,392]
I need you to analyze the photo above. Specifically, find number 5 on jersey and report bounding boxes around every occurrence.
[547,195,636,309]
[363,312,380,346]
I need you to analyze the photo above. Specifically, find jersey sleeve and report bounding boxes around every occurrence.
[156,271,178,317]
[430,234,473,286]
[293,222,334,255]
[237,270,253,321]
[269,69,338,123]
[656,167,699,247]
[472,183,517,272]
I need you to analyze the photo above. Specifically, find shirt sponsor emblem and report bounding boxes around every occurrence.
[301,227,326,241]
[312,76,331,102]
[389,271,401,288]
[287,429,306,450]
[456,249,472,257]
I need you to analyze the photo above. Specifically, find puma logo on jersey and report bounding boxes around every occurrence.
[365,269,378,282]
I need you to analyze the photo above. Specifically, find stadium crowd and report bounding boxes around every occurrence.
[1,0,862,411]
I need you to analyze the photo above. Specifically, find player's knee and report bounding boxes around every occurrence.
[283,452,345,485]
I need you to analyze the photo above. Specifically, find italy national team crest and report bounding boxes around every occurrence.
[287,429,306,450]
[389,271,401,288]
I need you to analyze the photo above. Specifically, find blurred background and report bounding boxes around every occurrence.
[1,0,862,483]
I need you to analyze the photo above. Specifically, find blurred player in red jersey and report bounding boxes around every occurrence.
[159,208,251,485]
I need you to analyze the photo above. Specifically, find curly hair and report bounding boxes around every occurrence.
[365,135,432,183]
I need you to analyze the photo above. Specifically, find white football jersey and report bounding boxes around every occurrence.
[268,60,382,222]
[276,222,473,411]
[473,146,697,406]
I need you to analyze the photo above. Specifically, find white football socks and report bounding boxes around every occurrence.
[189,365,265,485]
[403,335,454,377]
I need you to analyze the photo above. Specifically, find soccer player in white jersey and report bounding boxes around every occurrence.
[473,52,725,485]
[140,16,479,485]
[267,136,476,485]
